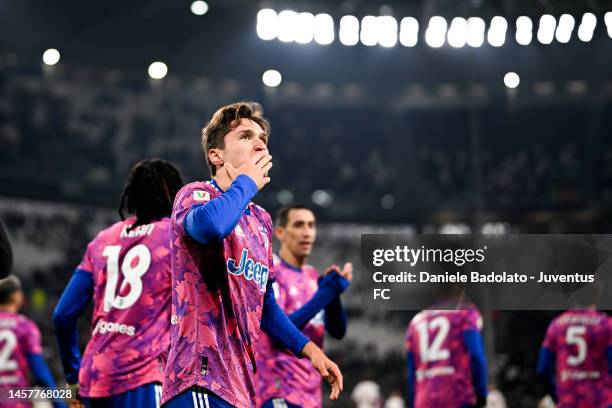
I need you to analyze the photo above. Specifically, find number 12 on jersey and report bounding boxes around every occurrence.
[102,244,151,312]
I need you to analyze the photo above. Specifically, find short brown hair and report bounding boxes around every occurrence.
[201,101,270,176]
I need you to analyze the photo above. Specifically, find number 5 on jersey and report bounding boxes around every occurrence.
[102,244,151,312]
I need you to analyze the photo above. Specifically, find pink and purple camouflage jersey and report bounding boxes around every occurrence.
[405,304,483,408]
[542,309,612,408]
[162,181,274,408]
[256,256,325,408]
[0,311,42,407]
[77,216,172,398]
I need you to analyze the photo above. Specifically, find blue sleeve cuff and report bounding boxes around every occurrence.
[261,283,310,357]
[185,175,258,244]
[53,269,94,384]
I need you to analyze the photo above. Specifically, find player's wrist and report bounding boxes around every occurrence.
[301,341,319,359]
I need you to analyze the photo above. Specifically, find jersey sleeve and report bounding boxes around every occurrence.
[23,319,43,355]
[405,322,414,353]
[172,183,216,233]
[77,240,96,274]
[463,308,483,333]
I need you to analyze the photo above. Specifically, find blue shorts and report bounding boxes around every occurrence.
[84,382,162,408]
[163,386,233,408]
[261,398,302,408]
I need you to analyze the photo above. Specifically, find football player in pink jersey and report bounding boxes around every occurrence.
[256,204,352,408]
[53,159,184,407]
[0,275,66,408]
[537,283,612,408]
[405,283,488,408]
[161,102,343,408]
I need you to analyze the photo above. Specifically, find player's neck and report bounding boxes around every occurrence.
[0,305,17,313]
[212,171,232,192]
[279,248,306,269]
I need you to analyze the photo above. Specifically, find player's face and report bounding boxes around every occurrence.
[219,118,268,170]
[279,209,317,258]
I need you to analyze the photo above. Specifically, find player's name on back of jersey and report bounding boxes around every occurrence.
[120,223,155,239]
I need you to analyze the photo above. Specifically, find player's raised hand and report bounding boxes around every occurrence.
[323,264,340,276]
[339,262,353,282]
[301,342,343,400]
[223,151,272,190]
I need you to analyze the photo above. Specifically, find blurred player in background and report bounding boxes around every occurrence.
[162,102,342,408]
[536,283,612,407]
[0,220,12,278]
[405,283,488,408]
[0,275,66,408]
[53,159,184,407]
[256,204,351,408]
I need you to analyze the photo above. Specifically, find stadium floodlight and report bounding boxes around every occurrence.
[190,1,209,16]
[606,12,612,38]
[488,16,508,47]
[42,48,60,66]
[399,17,419,47]
[504,72,520,89]
[516,16,533,45]
[360,16,379,46]
[277,10,298,42]
[577,12,597,42]
[425,16,448,48]
[262,69,282,87]
[339,15,360,46]
[378,16,398,47]
[313,13,334,45]
[257,9,278,40]
[294,12,314,44]
[466,17,485,47]
[537,14,556,44]
[555,14,575,43]
[148,61,168,80]
[448,17,468,48]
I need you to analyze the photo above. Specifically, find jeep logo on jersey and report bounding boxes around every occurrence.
[227,248,269,292]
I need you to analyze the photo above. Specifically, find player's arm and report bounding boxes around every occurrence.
[536,346,557,402]
[52,269,94,385]
[406,351,416,408]
[260,281,343,400]
[463,329,488,407]
[287,271,348,334]
[323,263,352,339]
[0,219,12,278]
[26,353,68,408]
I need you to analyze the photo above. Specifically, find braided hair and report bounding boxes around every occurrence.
[118,159,184,228]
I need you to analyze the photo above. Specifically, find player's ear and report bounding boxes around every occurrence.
[208,148,224,169]
[274,225,285,241]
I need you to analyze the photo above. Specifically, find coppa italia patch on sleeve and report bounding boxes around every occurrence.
[193,191,210,201]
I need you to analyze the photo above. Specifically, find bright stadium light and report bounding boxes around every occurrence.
[190,1,209,16]
[277,10,298,42]
[466,17,485,47]
[555,14,575,43]
[399,17,419,46]
[339,15,360,46]
[606,12,612,38]
[257,9,278,40]
[294,12,314,44]
[425,16,448,48]
[262,69,282,87]
[577,12,597,42]
[42,48,60,66]
[148,61,168,80]
[378,16,398,47]
[516,16,533,45]
[488,16,508,47]
[448,17,468,48]
[504,72,520,88]
[313,13,334,45]
[537,14,557,44]
[360,16,378,46]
